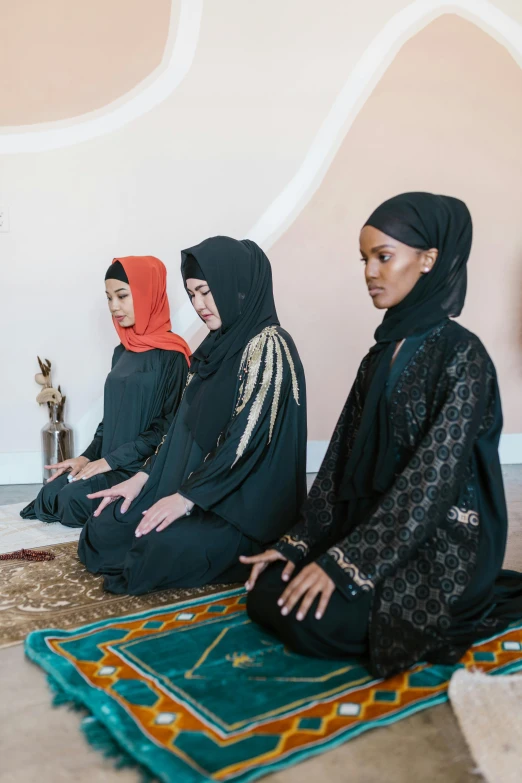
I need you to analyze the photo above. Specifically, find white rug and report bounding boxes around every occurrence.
[449,669,522,783]
[0,503,80,554]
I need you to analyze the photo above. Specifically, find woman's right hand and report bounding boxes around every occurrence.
[45,456,89,482]
[87,472,149,516]
[239,549,295,591]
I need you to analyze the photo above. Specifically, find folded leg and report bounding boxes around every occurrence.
[247,562,372,659]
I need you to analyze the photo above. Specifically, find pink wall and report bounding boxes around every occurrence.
[271,15,522,440]
[0,0,172,125]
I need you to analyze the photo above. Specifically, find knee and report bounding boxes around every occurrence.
[246,583,267,625]
[246,564,285,627]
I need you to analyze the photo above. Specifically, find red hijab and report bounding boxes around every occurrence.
[108,256,191,364]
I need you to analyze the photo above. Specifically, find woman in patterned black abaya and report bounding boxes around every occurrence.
[79,237,307,594]
[245,192,522,678]
[21,256,190,528]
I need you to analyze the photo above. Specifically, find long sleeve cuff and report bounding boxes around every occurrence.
[316,553,369,603]
[273,540,307,564]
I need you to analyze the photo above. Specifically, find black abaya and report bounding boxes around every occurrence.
[247,193,522,678]
[21,346,187,527]
[79,238,307,594]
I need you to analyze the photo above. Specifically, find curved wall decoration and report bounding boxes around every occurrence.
[0,0,203,155]
[172,0,522,343]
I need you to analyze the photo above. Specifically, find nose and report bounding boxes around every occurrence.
[192,293,204,313]
[365,258,380,282]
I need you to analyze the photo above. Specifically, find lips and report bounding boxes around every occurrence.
[114,315,125,321]
[368,288,384,297]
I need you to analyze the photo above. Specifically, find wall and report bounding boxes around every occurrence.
[1,1,522,482]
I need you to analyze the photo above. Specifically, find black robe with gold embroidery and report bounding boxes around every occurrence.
[78,325,307,594]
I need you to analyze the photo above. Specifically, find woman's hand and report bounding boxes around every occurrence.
[73,458,111,481]
[87,472,149,516]
[45,456,89,482]
[135,493,194,537]
[278,562,335,621]
[240,549,295,591]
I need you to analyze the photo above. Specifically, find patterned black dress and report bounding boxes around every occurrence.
[248,320,522,677]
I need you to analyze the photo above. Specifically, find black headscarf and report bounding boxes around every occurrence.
[183,253,204,282]
[181,236,279,453]
[339,192,472,501]
[105,260,129,283]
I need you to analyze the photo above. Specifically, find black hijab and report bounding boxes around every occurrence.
[339,192,472,501]
[181,236,279,453]
[104,260,129,283]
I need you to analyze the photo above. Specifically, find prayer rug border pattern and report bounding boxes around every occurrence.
[25,588,522,783]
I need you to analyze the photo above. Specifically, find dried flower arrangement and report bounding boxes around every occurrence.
[35,356,66,419]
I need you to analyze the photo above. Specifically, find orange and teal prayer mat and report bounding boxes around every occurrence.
[25,587,522,782]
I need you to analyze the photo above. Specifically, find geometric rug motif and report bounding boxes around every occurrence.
[1,541,228,648]
[25,588,522,783]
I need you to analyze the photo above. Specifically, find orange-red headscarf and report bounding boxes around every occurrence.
[108,256,191,364]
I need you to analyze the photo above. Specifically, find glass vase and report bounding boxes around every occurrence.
[41,404,74,483]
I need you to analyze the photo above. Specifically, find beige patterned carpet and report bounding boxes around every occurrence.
[0,502,80,554]
[0,540,229,648]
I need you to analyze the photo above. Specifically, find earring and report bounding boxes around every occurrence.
[423,267,430,273]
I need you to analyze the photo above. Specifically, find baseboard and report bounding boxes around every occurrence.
[2,435,522,485]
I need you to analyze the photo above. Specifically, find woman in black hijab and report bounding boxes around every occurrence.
[78,237,307,594]
[245,192,522,678]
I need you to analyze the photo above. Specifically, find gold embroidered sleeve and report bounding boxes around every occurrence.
[232,327,300,466]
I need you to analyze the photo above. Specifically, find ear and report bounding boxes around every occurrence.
[420,248,438,274]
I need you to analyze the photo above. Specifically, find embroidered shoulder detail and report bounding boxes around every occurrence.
[233,326,300,465]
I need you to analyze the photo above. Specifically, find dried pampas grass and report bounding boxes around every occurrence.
[33,356,67,418]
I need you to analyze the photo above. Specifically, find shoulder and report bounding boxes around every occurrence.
[424,322,497,396]
[437,321,492,367]
[161,348,190,367]
[236,326,302,409]
[242,326,303,378]
[243,326,300,361]
[111,344,125,362]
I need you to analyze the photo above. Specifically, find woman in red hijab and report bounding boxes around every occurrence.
[21,256,190,528]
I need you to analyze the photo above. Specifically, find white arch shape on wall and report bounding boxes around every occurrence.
[170,0,522,339]
[247,0,522,248]
[0,0,203,155]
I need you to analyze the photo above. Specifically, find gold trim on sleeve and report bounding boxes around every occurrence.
[232,327,300,465]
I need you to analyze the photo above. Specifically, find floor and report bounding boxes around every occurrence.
[1,467,521,783]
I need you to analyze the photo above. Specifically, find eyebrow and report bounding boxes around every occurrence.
[187,283,208,293]
[371,244,396,252]
[106,287,128,293]
[360,243,396,254]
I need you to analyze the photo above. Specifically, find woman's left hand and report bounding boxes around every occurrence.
[73,458,111,481]
[278,562,335,621]
[135,493,194,537]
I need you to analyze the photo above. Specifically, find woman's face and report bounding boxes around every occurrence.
[359,225,438,310]
[105,279,135,327]
[186,278,222,331]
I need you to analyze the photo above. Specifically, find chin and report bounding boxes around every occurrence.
[205,317,222,331]
[371,297,389,310]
